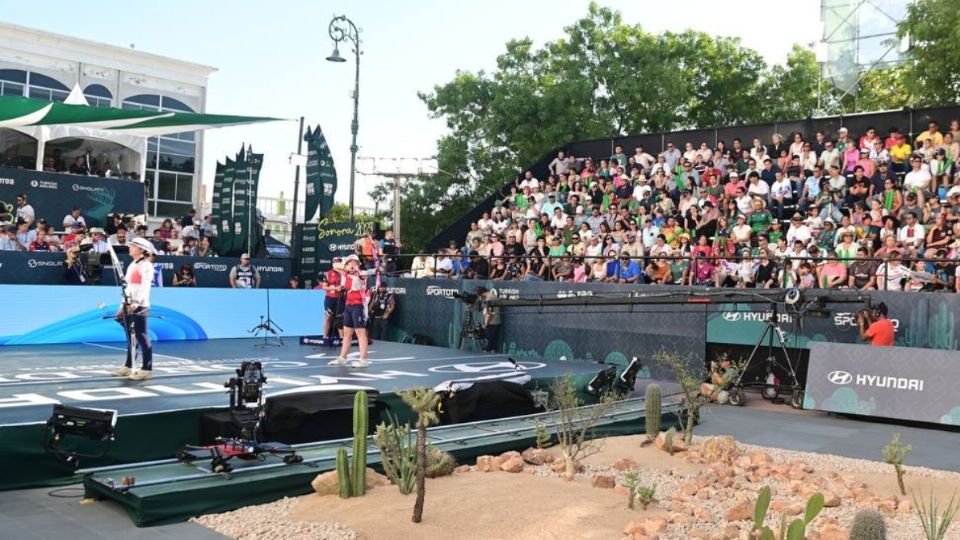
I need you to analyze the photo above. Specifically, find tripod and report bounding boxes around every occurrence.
[727,303,803,409]
[249,288,284,347]
[457,304,485,350]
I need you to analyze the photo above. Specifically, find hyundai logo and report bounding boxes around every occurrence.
[827,370,853,385]
[722,311,741,322]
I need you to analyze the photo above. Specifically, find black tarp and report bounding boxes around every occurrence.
[438,380,542,425]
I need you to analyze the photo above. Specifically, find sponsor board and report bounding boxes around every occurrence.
[826,369,923,391]
[426,285,459,297]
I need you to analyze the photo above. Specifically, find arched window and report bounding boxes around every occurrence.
[0,69,71,102]
[0,69,27,97]
[122,94,198,217]
[83,84,113,108]
[0,128,38,170]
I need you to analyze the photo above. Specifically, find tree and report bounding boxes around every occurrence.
[398,388,440,524]
[898,0,960,106]
[756,45,820,122]
[548,375,615,481]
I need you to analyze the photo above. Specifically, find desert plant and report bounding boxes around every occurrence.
[664,426,677,456]
[351,390,368,496]
[548,374,616,481]
[373,413,416,495]
[913,489,959,540]
[883,433,911,496]
[656,351,705,445]
[534,419,551,449]
[644,383,662,445]
[849,509,887,540]
[335,448,351,498]
[622,470,641,509]
[399,387,441,524]
[425,446,456,478]
[751,485,825,540]
[635,483,657,510]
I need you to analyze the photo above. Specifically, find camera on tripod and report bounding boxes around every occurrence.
[452,291,480,305]
[225,361,266,410]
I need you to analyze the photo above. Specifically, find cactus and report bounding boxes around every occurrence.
[635,483,657,510]
[664,427,676,456]
[425,446,456,478]
[645,383,662,444]
[351,391,368,496]
[336,447,351,498]
[882,433,910,496]
[751,485,824,540]
[374,414,417,495]
[622,470,641,509]
[850,509,887,540]
[534,419,551,449]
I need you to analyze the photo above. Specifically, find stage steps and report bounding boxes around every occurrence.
[80,393,686,526]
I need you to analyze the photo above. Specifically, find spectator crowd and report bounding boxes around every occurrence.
[410,120,960,293]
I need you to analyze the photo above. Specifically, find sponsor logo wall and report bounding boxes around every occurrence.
[804,342,960,426]
[0,252,290,288]
[0,167,145,227]
[0,285,323,345]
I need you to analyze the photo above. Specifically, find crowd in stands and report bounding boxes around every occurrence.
[410,121,960,293]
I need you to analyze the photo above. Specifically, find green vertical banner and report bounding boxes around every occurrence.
[217,157,238,255]
[210,161,224,250]
[303,125,338,222]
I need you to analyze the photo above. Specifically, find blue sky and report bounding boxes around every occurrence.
[2,1,822,208]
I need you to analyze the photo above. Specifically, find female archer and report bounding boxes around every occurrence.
[328,254,372,368]
[111,237,157,380]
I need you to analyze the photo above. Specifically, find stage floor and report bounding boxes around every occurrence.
[0,339,601,427]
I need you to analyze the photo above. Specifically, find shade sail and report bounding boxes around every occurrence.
[0,95,282,135]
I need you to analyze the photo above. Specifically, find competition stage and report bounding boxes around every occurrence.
[0,337,685,522]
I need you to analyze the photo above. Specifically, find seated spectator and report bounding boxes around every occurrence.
[435,251,455,278]
[109,226,129,247]
[0,225,19,251]
[14,219,36,250]
[410,250,435,278]
[69,156,90,175]
[29,227,52,251]
[552,252,575,281]
[62,207,85,230]
[173,264,198,287]
[615,252,642,284]
[875,253,910,291]
[754,253,778,288]
[818,251,848,288]
[89,228,109,253]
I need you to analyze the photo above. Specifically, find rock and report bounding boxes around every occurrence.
[823,493,841,507]
[364,468,389,487]
[785,502,804,516]
[690,528,711,540]
[693,507,712,521]
[726,500,753,521]
[654,431,688,453]
[310,471,340,496]
[818,524,848,540]
[521,447,554,465]
[500,456,524,473]
[591,474,615,488]
[499,450,521,462]
[897,499,912,514]
[750,450,773,465]
[701,436,739,464]
[696,488,713,500]
[475,455,494,472]
[624,521,646,535]
[631,534,653,540]
[770,500,789,512]
[877,498,897,515]
[614,484,631,496]
[681,481,698,496]
[722,524,740,540]
[549,458,582,474]
[642,518,667,534]
[613,457,638,471]
[454,465,471,474]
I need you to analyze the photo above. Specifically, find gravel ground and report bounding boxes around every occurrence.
[191,496,358,540]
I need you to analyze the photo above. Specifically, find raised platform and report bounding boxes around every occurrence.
[0,338,613,490]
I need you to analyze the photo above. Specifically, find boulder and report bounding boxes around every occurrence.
[310,471,340,496]
[521,447,554,465]
[693,506,712,521]
[681,481,698,496]
[613,457,638,471]
[654,431,688,453]
[500,456,524,473]
[823,493,841,508]
[897,499,913,514]
[877,498,897,515]
[725,500,753,521]
[591,474,615,488]
[475,455,494,472]
[454,465,471,474]
[549,457,583,474]
[722,525,740,540]
[623,521,646,535]
[670,513,691,527]
[750,450,773,465]
[364,468,390,487]
[701,436,739,464]
[499,450,521,462]
[818,524,848,540]
[642,517,667,534]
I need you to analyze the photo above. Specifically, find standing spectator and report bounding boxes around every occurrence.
[229,253,261,289]
[368,283,396,341]
[548,150,572,177]
[200,214,216,238]
[69,156,90,175]
[15,194,34,225]
[62,207,85,230]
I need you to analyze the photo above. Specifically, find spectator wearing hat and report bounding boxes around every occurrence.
[229,253,261,289]
[111,237,157,380]
[89,228,109,253]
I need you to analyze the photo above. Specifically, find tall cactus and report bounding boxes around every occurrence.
[351,390,369,496]
[645,383,662,443]
[336,447,351,498]
[849,509,887,540]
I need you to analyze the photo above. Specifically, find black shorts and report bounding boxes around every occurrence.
[324,296,341,315]
[343,304,367,329]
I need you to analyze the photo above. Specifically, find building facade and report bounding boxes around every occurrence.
[0,22,216,219]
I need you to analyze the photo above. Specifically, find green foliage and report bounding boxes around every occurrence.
[882,433,911,496]
[913,489,959,540]
[752,485,824,540]
[351,391,368,496]
[425,446,456,478]
[548,374,616,480]
[850,509,887,540]
[399,388,442,524]
[898,0,960,107]
[664,427,676,456]
[534,419,551,449]
[373,413,417,495]
[622,470,641,509]
[644,383,661,444]
[755,45,819,122]
[335,447,351,498]
[635,482,657,510]
[655,351,705,445]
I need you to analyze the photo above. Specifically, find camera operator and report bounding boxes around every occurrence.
[858,302,894,346]
[699,353,738,403]
[477,286,501,353]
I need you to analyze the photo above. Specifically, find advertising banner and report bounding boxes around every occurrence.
[298,220,376,287]
[804,342,960,426]
[0,166,145,227]
[0,251,290,288]
[0,284,323,345]
[303,125,338,221]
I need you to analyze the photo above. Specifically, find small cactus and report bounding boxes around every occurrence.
[351,391,369,496]
[534,419,551,449]
[882,433,910,496]
[849,509,887,540]
[425,446,456,478]
[645,383,662,444]
[664,427,676,456]
[635,483,657,510]
[336,447,351,498]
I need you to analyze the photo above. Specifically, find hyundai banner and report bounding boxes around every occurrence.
[804,342,960,426]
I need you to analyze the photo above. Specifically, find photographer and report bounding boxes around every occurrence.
[699,354,738,403]
[858,302,895,346]
[477,286,501,353]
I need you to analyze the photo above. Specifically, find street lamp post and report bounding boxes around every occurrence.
[326,14,361,222]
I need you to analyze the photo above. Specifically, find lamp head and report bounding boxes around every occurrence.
[326,46,346,63]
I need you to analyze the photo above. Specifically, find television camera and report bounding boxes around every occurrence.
[452,289,486,348]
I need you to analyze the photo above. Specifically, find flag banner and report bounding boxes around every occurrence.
[304,125,338,221]
[215,157,237,256]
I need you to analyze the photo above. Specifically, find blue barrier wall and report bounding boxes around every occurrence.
[0,285,324,345]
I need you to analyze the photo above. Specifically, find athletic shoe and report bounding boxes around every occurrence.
[111,366,132,377]
[327,357,349,366]
[350,359,370,368]
[128,370,153,381]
